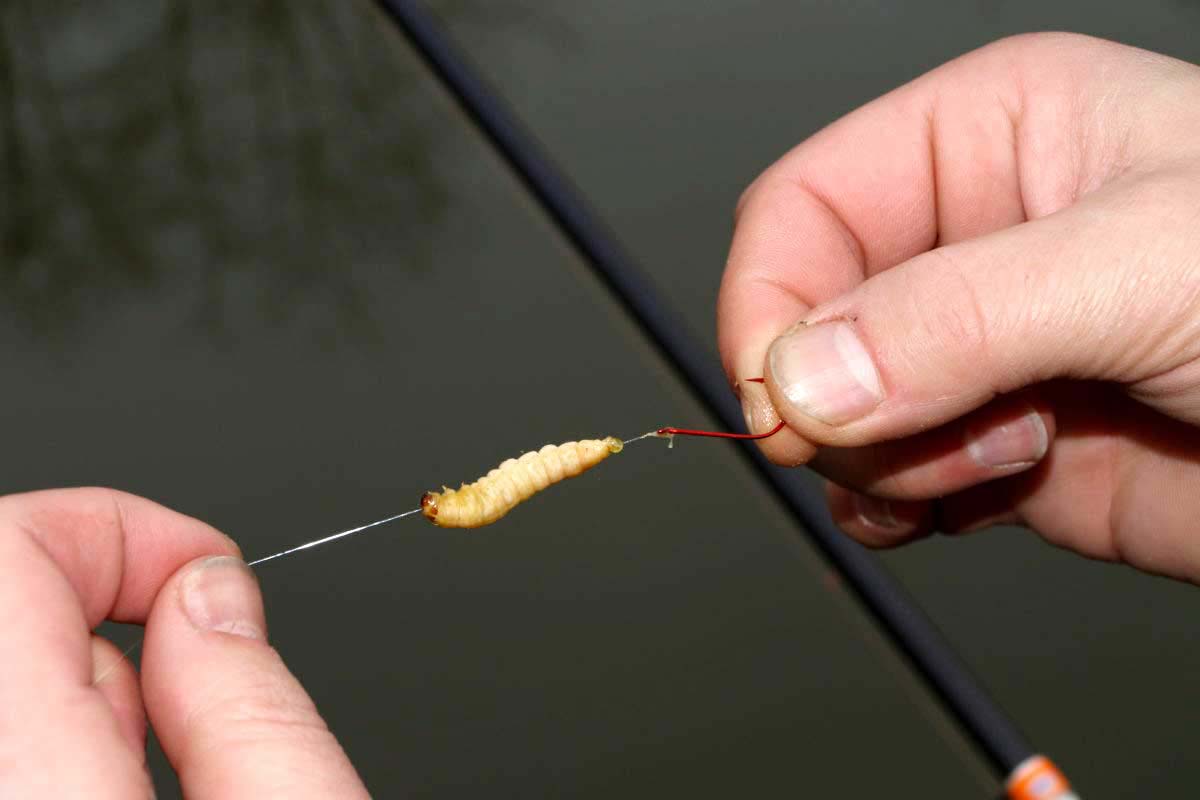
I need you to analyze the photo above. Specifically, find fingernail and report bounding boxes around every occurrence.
[966,407,1048,469]
[767,321,882,426]
[853,493,900,529]
[740,380,773,435]
[181,556,266,641]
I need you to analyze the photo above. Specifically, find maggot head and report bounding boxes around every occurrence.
[420,491,439,522]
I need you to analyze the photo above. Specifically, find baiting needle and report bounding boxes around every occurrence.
[96,507,425,680]
[248,507,423,567]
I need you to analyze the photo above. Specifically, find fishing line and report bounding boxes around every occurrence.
[96,421,773,683]
[96,507,424,681]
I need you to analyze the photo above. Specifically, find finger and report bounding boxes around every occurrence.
[823,386,1114,550]
[827,481,1023,548]
[90,635,147,761]
[1000,386,1200,582]
[831,384,1200,584]
[739,377,812,466]
[824,482,934,548]
[0,487,239,799]
[810,392,1054,500]
[142,556,370,800]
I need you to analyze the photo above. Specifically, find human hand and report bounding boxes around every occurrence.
[717,33,1200,582]
[0,488,370,798]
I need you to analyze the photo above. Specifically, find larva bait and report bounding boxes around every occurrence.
[108,405,784,668]
[420,437,625,529]
[246,405,783,563]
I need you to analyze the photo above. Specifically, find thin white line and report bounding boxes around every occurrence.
[92,507,426,684]
[248,507,423,567]
[622,429,664,446]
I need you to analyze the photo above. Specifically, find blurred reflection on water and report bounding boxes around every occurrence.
[0,1,559,342]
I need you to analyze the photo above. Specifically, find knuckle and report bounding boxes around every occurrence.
[733,173,779,226]
[733,177,761,223]
[982,31,1111,61]
[912,247,997,386]
[868,443,909,497]
[732,170,805,231]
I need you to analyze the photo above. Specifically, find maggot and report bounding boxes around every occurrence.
[420,437,623,528]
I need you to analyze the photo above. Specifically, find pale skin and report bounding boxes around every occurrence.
[718,33,1200,583]
[8,32,1200,798]
[0,487,370,798]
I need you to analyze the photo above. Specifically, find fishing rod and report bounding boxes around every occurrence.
[369,2,1076,797]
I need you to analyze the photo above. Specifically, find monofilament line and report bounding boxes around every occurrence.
[94,507,424,684]
[623,430,665,445]
[248,507,423,567]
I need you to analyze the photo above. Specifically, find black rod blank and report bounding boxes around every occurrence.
[371,0,1034,779]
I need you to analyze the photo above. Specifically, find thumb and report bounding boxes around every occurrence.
[141,556,370,800]
[762,175,1200,447]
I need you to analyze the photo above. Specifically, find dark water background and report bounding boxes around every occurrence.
[3,1,1199,796]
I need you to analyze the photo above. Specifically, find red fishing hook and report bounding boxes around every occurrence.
[656,420,786,440]
[655,378,785,440]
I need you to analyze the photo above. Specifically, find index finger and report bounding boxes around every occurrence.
[0,487,239,797]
